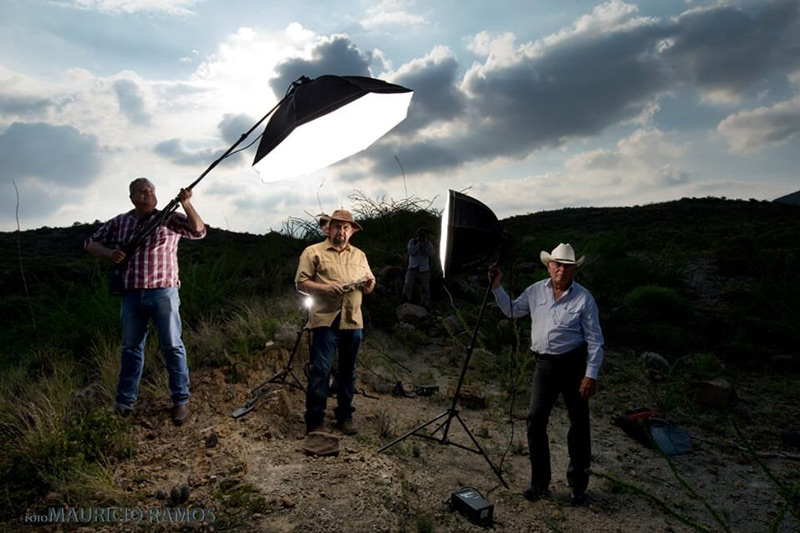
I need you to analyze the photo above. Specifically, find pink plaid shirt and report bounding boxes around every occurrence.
[86,210,206,290]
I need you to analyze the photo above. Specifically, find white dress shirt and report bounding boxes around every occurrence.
[492,278,604,379]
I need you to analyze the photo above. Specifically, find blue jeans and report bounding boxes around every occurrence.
[305,317,362,430]
[117,288,190,410]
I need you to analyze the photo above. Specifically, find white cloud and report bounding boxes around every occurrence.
[465,31,520,66]
[360,0,427,30]
[541,0,656,48]
[717,95,800,152]
[56,0,204,16]
[617,128,685,160]
[565,128,689,188]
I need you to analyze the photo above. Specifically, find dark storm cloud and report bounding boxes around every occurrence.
[0,94,51,116]
[0,122,101,186]
[218,113,256,144]
[389,49,467,133]
[461,24,670,158]
[269,35,372,97]
[664,0,800,96]
[352,0,800,178]
[357,141,462,181]
[113,79,150,125]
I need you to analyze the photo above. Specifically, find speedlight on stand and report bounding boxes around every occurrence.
[232,294,312,418]
[378,190,508,488]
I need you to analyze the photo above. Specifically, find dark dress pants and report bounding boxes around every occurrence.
[527,345,591,493]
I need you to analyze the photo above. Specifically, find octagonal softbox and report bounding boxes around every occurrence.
[439,190,503,278]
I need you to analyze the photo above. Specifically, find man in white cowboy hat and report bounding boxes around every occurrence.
[488,243,604,506]
[296,209,376,435]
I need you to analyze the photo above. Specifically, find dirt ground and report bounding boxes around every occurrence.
[14,332,800,533]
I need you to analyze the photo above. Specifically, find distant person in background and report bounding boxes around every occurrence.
[296,210,375,435]
[402,227,436,308]
[85,177,206,426]
[488,243,604,506]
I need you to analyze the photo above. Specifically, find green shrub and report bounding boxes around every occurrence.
[0,409,131,518]
[622,285,693,323]
[684,352,724,380]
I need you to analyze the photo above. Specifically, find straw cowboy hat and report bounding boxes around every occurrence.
[319,209,363,231]
[540,243,585,267]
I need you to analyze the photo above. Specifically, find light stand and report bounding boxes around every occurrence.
[378,190,508,488]
[260,305,309,393]
[232,295,312,418]
[378,261,508,487]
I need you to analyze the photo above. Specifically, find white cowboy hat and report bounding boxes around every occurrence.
[540,243,585,267]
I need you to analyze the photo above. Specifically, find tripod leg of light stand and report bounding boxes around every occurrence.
[378,270,508,488]
[453,412,509,488]
[253,325,307,394]
[377,409,451,452]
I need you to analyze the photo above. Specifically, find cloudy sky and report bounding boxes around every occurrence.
[1,0,799,233]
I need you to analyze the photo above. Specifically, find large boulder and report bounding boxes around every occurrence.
[442,314,466,336]
[396,303,428,325]
[361,369,396,394]
[640,351,670,380]
[693,378,737,409]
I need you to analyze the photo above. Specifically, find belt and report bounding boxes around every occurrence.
[533,343,587,361]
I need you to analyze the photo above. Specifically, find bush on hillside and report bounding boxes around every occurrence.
[622,285,693,324]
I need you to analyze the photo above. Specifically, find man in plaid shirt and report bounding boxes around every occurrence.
[85,177,206,425]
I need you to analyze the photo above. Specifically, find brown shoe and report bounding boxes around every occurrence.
[172,404,189,426]
[306,422,325,434]
[115,405,132,418]
[335,418,358,435]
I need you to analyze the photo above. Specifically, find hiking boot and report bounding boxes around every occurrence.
[522,485,550,502]
[306,422,325,434]
[569,489,587,506]
[335,418,358,435]
[115,406,132,418]
[172,404,190,426]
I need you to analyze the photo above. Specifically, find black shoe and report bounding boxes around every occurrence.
[569,489,587,506]
[522,485,550,502]
[115,406,132,418]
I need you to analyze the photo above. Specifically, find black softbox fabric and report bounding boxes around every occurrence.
[441,190,503,277]
[253,75,413,165]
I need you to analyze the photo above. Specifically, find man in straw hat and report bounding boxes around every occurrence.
[488,243,604,506]
[296,210,376,435]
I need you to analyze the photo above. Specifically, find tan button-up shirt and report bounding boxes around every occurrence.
[295,239,373,330]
